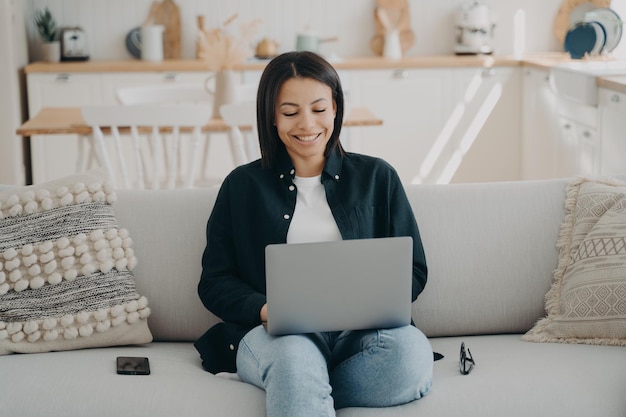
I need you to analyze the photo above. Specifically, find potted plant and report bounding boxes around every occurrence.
[35,7,60,62]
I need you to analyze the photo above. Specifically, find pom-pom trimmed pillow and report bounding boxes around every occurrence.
[0,171,152,354]
[524,177,626,346]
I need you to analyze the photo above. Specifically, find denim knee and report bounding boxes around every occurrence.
[330,325,433,409]
[237,327,335,417]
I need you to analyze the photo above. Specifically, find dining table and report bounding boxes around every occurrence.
[16,106,382,136]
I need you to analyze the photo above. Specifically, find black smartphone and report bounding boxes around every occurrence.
[116,356,150,375]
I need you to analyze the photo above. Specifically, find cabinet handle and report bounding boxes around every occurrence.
[392,69,408,79]
[164,73,180,82]
[611,94,620,103]
[55,73,72,82]
[482,68,496,78]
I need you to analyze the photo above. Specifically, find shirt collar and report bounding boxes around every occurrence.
[274,146,344,182]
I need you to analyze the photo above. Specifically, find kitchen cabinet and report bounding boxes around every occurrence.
[26,73,103,183]
[599,87,626,176]
[25,63,523,186]
[25,70,243,183]
[348,66,521,184]
[99,72,212,104]
[521,67,560,180]
[554,95,599,177]
[449,66,521,183]
[347,68,453,184]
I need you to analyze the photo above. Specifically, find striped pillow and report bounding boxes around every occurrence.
[0,170,152,354]
[524,177,626,346]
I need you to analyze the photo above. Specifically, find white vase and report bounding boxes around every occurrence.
[141,25,164,62]
[41,41,60,63]
[383,30,402,60]
[205,70,237,119]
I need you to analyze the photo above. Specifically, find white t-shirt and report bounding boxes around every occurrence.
[286,175,342,244]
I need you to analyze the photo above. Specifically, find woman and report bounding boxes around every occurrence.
[195,51,433,416]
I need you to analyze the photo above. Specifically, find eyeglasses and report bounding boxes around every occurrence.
[459,342,475,375]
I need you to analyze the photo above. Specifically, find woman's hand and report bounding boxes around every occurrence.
[260,303,268,330]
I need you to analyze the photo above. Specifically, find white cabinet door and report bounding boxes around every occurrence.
[599,88,626,176]
[554,95,599,178]
[348,66,521,184]
[521,68,560,180]
[27,73,102,183]
[577,123,600,176]
[448,66,522,183]
[348,68,453,184]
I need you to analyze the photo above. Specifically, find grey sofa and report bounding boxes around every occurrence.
[2,177,625,416]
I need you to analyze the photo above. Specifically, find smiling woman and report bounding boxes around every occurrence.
[195,51,433,417]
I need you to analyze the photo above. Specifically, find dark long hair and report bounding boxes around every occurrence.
[256,51,345,169]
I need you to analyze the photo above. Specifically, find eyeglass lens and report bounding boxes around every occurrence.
[459,342,475,375]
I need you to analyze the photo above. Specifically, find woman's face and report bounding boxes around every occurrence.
[274,77,336,176]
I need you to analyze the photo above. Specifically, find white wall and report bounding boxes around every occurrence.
[22,0,588,61]
[0,0,28,185]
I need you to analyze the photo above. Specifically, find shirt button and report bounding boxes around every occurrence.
[229,344,235,351]
[288,185,295,191]
[334,174,340,180]
[283,214,290,220]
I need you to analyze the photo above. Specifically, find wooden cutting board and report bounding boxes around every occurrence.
[145,0,182,59]
[370,0,415,56]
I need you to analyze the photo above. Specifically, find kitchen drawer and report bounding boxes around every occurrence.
[100,72,214,104]
[555,96,598,128]
[598,88,626,113]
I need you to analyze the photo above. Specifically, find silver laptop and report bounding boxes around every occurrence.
[265,236,413,336]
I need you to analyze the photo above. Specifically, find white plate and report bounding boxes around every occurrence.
[584,8,623,53]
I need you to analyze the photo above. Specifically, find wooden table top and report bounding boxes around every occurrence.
[16,106,382,136]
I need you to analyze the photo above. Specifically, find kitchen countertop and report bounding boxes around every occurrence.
[23,53,626,94]
[24,53,571,73]
[597,75,626,94]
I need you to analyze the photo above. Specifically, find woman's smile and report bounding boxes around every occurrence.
[293,132,323,142]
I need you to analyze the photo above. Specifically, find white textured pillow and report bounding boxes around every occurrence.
[0,170,152,354]
[524,177,626,346]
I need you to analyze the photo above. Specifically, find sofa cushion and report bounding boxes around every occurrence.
[113,187,220,342]
[408,179,567,337]
[524,177,626,346]
[0,170,152,354]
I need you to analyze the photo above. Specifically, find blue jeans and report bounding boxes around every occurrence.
[236,325,433,417]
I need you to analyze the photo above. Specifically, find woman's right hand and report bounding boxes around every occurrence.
[260,303,268,330]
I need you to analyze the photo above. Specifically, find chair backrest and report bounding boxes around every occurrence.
[81,104,212,190]
[116,84,213,105]
[219,100,260,164]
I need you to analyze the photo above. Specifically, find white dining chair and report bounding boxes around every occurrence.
[116,82,258,180]
[81,104,212,189]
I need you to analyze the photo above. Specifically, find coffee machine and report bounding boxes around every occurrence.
[454,2,495,55]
